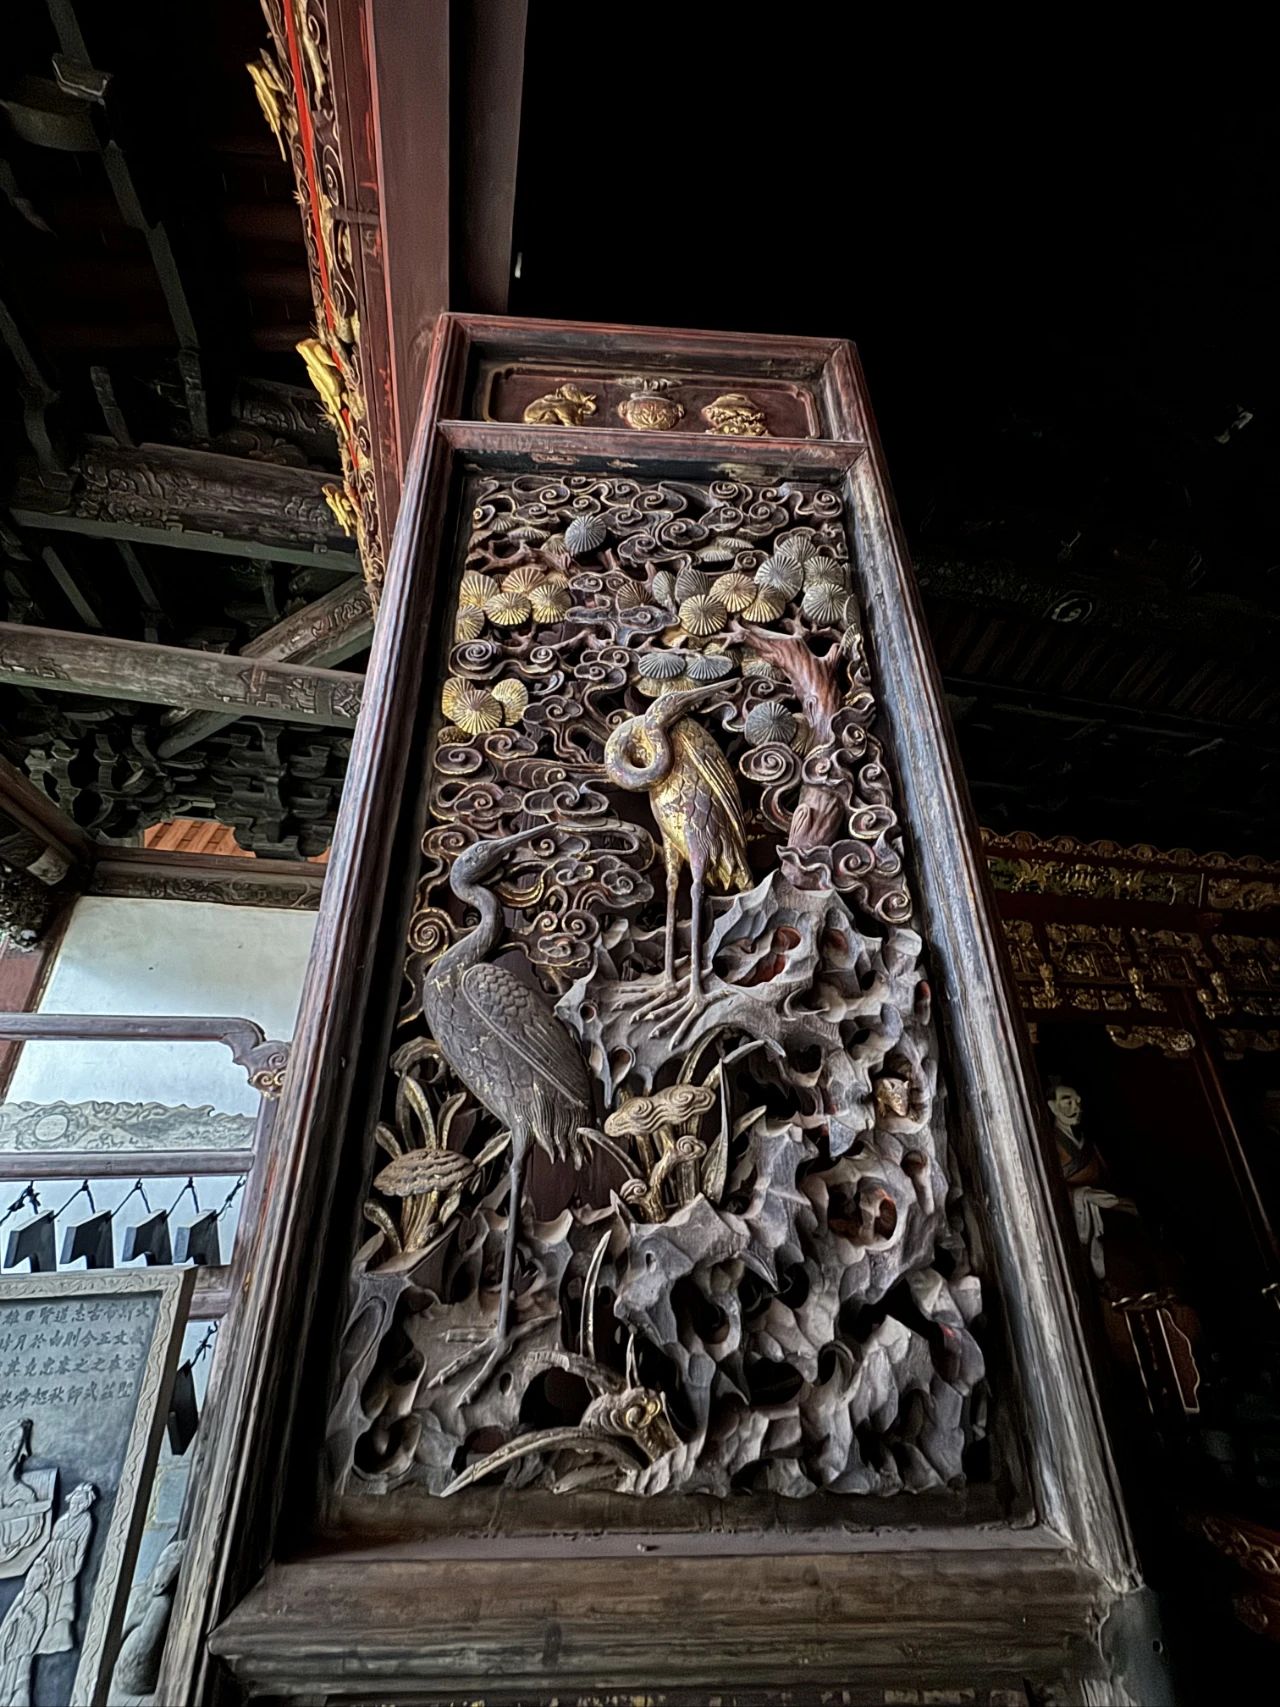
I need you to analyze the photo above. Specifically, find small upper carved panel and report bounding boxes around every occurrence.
[478,368,822,438]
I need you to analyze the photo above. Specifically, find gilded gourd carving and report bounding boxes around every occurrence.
[616,377,685,431]
[330,475,984,1501]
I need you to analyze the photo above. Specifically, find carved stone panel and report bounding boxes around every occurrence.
[328,475,983,1503]
[0,1269,191,1705]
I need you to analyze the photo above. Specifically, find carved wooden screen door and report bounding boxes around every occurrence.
[163,320,1148,1704]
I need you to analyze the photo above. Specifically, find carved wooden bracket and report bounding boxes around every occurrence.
[0,1013,291,1098]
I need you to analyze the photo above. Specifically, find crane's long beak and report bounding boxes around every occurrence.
[647,677,738,729]
[492,818,630,852]
[492,824,554,852]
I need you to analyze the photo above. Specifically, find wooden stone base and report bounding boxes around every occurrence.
[211,1549,1122,1702]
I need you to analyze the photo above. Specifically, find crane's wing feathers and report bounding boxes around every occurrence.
[674,721,750,887]
[460,961,589,1109]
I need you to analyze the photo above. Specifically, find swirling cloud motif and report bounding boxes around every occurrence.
[523,780,613,820]
[449,637,504,678]
[432,739,486,778]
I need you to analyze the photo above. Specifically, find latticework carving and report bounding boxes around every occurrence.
[328,476,984,1500]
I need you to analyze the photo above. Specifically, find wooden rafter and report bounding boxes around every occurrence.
[156,575,372,757]
[0,620,363,728]
[9,442,356,569]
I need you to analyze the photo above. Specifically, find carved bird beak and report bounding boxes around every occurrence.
[493,824,554,852]
[645,678,738,729]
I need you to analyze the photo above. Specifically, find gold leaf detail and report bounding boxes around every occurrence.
[530,584,570,622]
[459,571,497,609]
[743,588,786,623]
[678,593,728,636]
[441,679,503,735]
[492,679,529,724]
[715,572,757,613]
[502,564,545,596]
[485,590,532,626]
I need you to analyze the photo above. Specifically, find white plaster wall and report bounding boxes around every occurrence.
[6,896,316,1115]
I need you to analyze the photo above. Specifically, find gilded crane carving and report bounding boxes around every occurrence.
[419,826,594,1399]
[604,682,751,1032]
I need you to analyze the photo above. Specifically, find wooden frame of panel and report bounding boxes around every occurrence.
[159,317,1148,1704]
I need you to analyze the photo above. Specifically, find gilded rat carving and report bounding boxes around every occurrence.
[329,476,984,1500]
[522,383,599,426]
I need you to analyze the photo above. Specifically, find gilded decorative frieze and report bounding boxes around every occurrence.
[483,368,819,438]
[983,829,1280,913]
[1000,913,1280,1032]
[1105,1026,1197,1058]
[253,5,387,598]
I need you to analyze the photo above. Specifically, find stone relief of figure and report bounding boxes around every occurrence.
[112,1538,183,1698]
[0,1455,95,1707]
[0,1424,55,1581]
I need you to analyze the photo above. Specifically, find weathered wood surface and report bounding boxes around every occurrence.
[154,577,372,758]
[155,315,1141,1702]
[8,441,357,567]
[210,1550,1107,1698]
[834,340,1134,1588]
[0,621,363,727]
[440,418,863,471]
[156,313,473,1707]
[89,847,325,910]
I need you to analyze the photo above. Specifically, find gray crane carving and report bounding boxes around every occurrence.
[421,825,593,1400]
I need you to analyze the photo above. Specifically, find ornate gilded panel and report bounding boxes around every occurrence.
[479,367,821,438]
[328,476,983,1501]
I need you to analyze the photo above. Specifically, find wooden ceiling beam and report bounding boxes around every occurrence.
[0,620,363,729]
[9,441,356,569]
[917,550,1280,654]
[156,575,373,757]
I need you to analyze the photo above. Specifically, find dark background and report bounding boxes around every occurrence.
[1,7,1275,856]
[510,23,1279,854]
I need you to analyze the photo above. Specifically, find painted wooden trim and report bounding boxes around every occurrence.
[156,310,473,1705]
[88,848,325,911]
[0,622,363,728]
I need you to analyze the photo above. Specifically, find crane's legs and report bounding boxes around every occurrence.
[686,868,705,1004]
[662,841,680,985]
[632,858,707,1046]
[430,1134,531,1404]
[631,842,684,1023]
